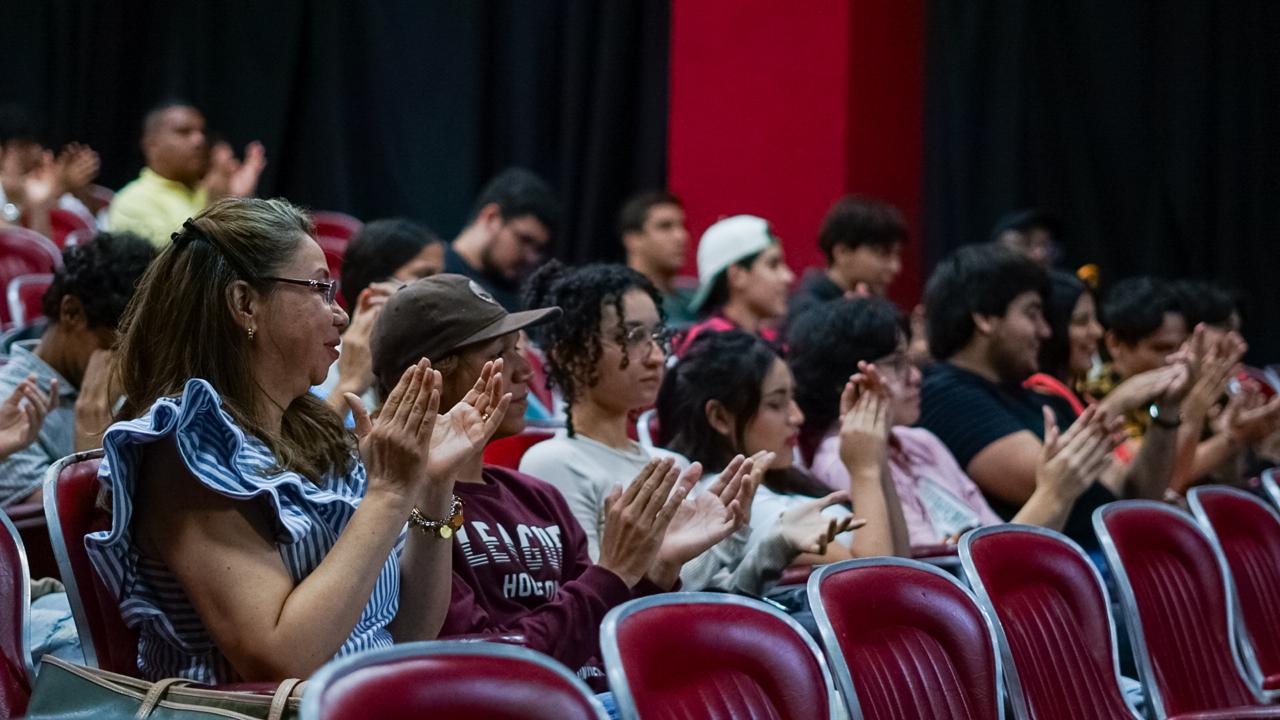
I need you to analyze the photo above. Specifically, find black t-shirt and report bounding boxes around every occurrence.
[443,245,524,311]
[917,361,1117,551]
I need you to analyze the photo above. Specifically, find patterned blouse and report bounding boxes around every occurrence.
[85,379,398,682]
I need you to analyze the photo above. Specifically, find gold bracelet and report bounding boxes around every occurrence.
[409,495,465,539]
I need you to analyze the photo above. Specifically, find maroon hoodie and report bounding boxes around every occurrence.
[441,465,666,687]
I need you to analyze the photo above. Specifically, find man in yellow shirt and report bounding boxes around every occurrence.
[108,102,266,246]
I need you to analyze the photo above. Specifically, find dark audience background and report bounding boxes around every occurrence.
[925,1,1280,362]
[1,0,669,266]
[5,1,1277,362]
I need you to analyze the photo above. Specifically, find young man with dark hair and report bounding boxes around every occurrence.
[619,190,696,325]
[788,195,905,326]
[445,167,559,311]
[108,101,266,246]
[916,244,1186,552]
[0,231,156,506]
[990,208,1059,268]
[1099,277,1188,381]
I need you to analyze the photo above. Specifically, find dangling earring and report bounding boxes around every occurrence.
[247,326,256,341]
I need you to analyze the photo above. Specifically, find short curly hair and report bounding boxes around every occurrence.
[42,231,156,329]
[523,260,662,435]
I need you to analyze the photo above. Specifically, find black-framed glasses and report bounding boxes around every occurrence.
[622,324,675,355]
[262,276,340,306]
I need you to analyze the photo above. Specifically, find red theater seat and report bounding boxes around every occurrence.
[1190,487,1280,696]
[1095,501,1280,718]
[3,502,57,583]
[0,512,34,718]
[601,592,835,720]
[809,557,1002,719]
[483,428,556,470]
[0,228,60,328]
[1262,469,1280,513]
[42,450,140,675]
[311,211,362,244]
[6,273,53,328]
[960,524,1140,720]
[300,641,607,720]
[46,207,94,249]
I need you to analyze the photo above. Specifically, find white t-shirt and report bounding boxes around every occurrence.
[519,430,686,562]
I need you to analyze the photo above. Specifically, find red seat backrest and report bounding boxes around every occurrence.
[0,513,33,718]
[43,452,140,675]
[311,211,362,243]
[601,593,833,720]
[84,185,114,215]
[961,525,1138,720]
[305,642,606,720]
[1190,487,1280,686]
[3,502,57,582]
[6,273,53,327]
[810,558,1001,720]
[46,207,94,249]
[1096,501,1262,716]
[483,430,554,470]
[0,229,60,327]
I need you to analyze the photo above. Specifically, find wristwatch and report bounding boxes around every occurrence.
[2,202,20,223]
[409,495,465,539]
[1148,402,1182,429]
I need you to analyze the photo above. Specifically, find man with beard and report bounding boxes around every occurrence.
[445,167,559,311]
[916,244,1185,552]
[108,101,266,246]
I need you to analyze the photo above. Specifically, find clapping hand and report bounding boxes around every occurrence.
[837,361,892,472]
[427,359,511,477]
[349,359,440,503]
[777,490,866,554]
[597,458,694,587]
[1034,405,1122,503]
[0,374,56,458]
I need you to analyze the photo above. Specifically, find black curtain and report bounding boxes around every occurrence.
[1,0,670,264]
[925,1,1280,362]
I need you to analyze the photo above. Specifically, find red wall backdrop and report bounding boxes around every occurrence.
[668,0,925,307]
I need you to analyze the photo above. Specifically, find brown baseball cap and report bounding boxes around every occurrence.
[370,274,561,395]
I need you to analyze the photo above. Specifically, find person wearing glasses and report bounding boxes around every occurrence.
[85,198,507,682]
[516,261,721,562]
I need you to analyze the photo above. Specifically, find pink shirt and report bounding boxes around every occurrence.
[811,426,1003,546]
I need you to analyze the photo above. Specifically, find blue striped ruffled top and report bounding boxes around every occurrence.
[84,378,398,683]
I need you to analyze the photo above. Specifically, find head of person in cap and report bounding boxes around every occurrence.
[674,215,794,355]
[371,273,561,441]
[691,214,794,327]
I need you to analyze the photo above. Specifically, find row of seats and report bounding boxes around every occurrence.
[0,209,363,331]
[4,450,1279,718]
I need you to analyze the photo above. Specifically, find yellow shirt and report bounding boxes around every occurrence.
[107,168,208,247]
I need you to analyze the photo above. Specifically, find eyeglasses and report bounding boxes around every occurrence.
[262,276,340,306]
[622,324,675,355]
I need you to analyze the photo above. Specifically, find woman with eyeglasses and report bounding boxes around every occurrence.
[85,198,504,683]
[790,296,1118,546]
[516,261,746,564]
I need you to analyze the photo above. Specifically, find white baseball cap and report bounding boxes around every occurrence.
[689,214,779,312]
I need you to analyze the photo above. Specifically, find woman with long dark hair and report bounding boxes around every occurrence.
[86,198,503,682]
[658,330,909,590]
